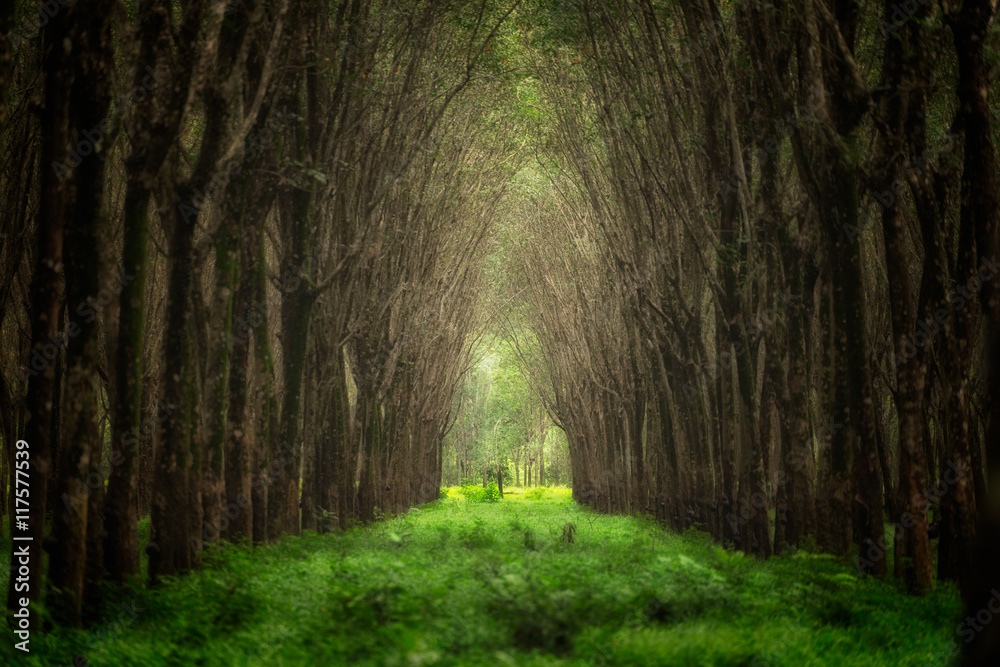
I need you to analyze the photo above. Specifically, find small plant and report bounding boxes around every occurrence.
[458,518,495,548]
[523,529,537,551]
[488,573,588,654]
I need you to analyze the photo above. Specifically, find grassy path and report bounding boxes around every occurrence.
[8,488,959,666]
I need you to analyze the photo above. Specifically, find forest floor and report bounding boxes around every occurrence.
[5,488,961,666]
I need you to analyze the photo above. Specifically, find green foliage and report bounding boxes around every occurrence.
[443,332,570,490]
[15,496,961,666]
[458,518,497,549]
[522,486,547,500]
[456,482,501,503]
[522,529,537,551]
[483,482,501,503]
[488,571,590,653]
[458,484,487,501]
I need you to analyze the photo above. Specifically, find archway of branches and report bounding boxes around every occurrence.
[1,2,998,654]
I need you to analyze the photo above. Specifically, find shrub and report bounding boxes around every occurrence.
[483,482,501,503]
[523,487,546,500]
[458,482,501,503]
[459,484,487,502]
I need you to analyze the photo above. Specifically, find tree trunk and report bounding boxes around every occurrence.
[221,230,255,543]
[4,4,64,627]
[199,233,235,549]
[104,175,152,582]
[940,0,996,598]
[45,0,115,626]
[251,235,277,547]
[356,389,382,523]
[148,181,203,580]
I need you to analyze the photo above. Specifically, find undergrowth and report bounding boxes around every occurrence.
[453,482,502,503]
[2,491,961,666]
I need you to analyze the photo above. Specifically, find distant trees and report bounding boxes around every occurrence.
[441,334,570,489]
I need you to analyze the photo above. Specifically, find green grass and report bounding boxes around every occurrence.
[3,490,961,666]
